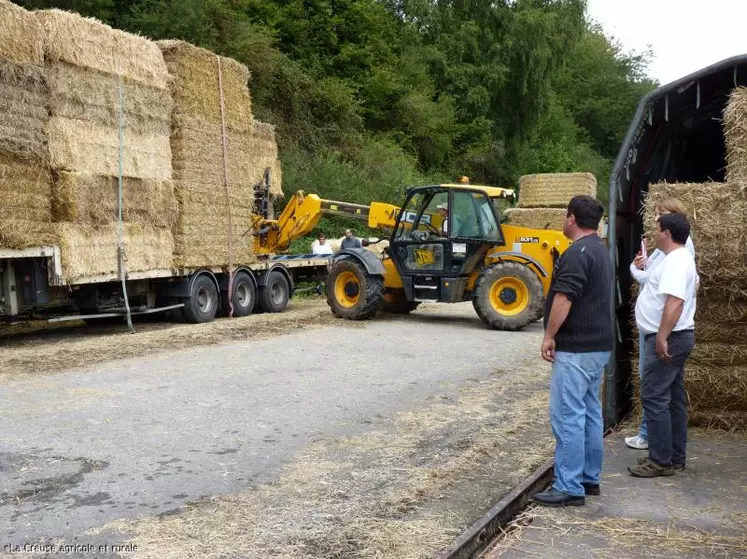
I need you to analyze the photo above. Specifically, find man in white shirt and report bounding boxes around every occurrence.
[625,221,695,451]
[311,234,334,255]
[629,213,697,478]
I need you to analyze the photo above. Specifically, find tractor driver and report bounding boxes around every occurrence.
[437,203,449,237]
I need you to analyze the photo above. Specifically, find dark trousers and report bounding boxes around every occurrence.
[640,330,695,467]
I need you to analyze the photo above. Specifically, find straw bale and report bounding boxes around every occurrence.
[517,172,597,208]
[46,116,172,180]
[690,343,747,367]
[689,410,747,431]
[55,222,174,282]
[644,181,747,285]
[46,62,172,133]
[723,87,747,183]
[52,172,177,228]
[0,0,44,66]
[249,120,282,198]
[0,153,52,225]
[157,40,251,133]
[171,121,253,186]
[0,60,49,159]
[0,219,54,249]
[36,9,169,89]
[686,364,747,413]
[503,207,567,231]
[270,158,284,199]
[695,320,747,343]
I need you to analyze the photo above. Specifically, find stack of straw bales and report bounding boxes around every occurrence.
[632,180,747,430]
[34,9,176,281]
[0,0,54,249]
[503,173,597,231]
[158,40,260,268]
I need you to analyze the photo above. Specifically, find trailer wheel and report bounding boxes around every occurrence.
[473,262,543,331]
[221,271,256,317]
[182,274,219,324]
[326,259,384,320]
[258,270,290,313]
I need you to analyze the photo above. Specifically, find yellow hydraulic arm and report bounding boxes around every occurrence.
[252,190,400,254]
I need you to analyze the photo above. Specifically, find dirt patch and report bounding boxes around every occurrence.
[87,360,553,559]
[0,298,348,382]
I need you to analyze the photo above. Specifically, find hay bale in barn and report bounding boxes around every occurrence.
[503,207,567,231]
[157,40,251,132]
[52,172,177,228]
[517,172,597,208]
[0,0,44,66]
[55,222,174,283]
[643,181,747,286]
[36,9,170,89]
[723,87,747,183]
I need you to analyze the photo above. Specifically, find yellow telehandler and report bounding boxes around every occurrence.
[252,179,572,330]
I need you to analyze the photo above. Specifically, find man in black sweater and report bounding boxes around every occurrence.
[533,195,613,507]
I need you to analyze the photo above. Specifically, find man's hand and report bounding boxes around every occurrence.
[541,336,556,362]
[656,334,671,363]
[633,254,646,270]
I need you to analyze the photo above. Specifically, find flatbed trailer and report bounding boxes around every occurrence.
[0,246,332,324]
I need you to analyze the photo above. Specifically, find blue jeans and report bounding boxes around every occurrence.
[550,350,611,497]
[638,330,648,440]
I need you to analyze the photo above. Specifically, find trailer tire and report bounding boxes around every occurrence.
[473,262,543,331]
[326,259,384,320]
[182,274,219,324]
[258,270,290,313]
[220,271,255,317]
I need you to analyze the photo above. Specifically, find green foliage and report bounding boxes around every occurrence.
[13,0,656,226]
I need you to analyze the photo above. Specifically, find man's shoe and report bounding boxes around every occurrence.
[637,456,685,470]
[533,488,585,507]
[581,482,600,496]
[625,435,649,450]
[629,457,674,477]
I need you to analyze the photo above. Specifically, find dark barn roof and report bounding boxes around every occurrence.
[605,54,747,427]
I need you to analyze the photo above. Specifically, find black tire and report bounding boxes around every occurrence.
[326,258,384,320]
[182,274,219,324]
[381,293,420,314]
[472,262,544,331]
[220,272,256,317]
[258,270,290,313]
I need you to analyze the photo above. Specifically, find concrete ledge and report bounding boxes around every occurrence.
[435,460,554,559]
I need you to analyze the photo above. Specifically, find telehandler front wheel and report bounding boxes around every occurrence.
[326,259,384,320]
[473,262,544,331]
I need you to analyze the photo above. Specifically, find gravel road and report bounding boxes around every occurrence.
[0,300,553,558]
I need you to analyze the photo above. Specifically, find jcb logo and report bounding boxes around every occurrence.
[400,210,432,225]
[414,249,435,266]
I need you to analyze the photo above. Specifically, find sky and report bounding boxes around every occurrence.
[586,0,747,86]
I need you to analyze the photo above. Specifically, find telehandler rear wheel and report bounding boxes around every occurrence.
[327,259,384,320]
[473,262,543,331]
